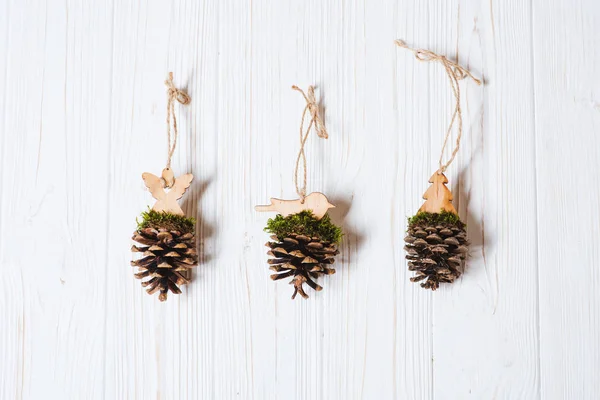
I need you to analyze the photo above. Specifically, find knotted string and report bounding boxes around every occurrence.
[291,85,328,202]
[164,72,191,169]
[395,40,481,174]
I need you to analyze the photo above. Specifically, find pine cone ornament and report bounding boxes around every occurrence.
[131,210,198,301]
[405,172,469,290]
[263,210,342,299]
[404,212,468,290]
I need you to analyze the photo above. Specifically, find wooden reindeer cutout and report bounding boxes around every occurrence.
[142,168,193,216]
[255,192,335,219]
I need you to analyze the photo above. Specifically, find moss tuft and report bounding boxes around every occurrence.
[137,209,196,234]
[265,210,342,244]
[408,210,464,228]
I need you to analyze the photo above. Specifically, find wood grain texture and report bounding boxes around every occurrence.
[1,0,599,399]
[425,1,541,398]
[533,0,600,398]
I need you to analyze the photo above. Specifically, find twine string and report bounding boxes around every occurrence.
[291,85,328,202]
[395,39,481,174]
[164,72,191,169]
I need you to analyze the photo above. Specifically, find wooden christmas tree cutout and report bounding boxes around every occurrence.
[255,192,335,219]
[142,168,193,216]
[419,172,457,214]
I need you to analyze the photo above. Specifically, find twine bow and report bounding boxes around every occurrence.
[165,72,191,169]
[395,39,481,174]
[291,85,328,202]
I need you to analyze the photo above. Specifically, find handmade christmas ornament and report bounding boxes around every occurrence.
[131,73,198,302]
[396,40,481,290]
[255,85,342,299]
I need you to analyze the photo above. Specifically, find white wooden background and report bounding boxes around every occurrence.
[1,0,599,399]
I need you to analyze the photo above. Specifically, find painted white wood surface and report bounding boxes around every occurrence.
[1,0,599,399]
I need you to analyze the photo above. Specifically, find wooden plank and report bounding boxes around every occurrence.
[424,1,541,398]
[103,0,165,397]
[533,0,600,397]
[0,1,113,398]
[102,1,206,398]
[382,1,437,398]
[0,1,18,396]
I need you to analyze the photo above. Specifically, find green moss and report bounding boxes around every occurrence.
[137,209,196,234]
[408,210,464,228]
[265,210,343,244]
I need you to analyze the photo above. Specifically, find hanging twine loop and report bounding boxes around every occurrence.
[164,72,191,169]
[395,39,481,174]
[291,85,328,202]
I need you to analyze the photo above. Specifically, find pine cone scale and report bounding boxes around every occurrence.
[271,270,295,281]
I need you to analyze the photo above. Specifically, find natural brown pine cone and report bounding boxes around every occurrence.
[131,227,198,301]
[266,233,339,299]
[404,212,469,290]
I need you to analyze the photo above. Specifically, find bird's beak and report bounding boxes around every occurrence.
[328,203,336,209]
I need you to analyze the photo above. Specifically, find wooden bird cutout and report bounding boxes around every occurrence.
[255,192,335,219]
[419,172,457,214]
[142,168,193,216]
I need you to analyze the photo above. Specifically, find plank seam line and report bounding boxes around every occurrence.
[529,0,543,398]
[102,2,117,398]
